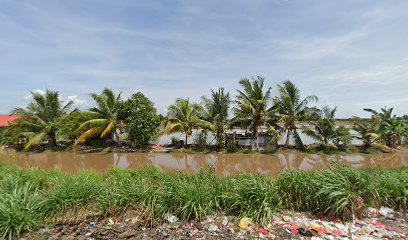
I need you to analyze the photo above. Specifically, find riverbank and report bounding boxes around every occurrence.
[5,143,407,155]
[0,154,407,239]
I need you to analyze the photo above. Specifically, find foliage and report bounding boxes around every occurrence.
[0,184,45,240]
[161,98,211,146]
[75,88,122,146]
[302,106,352,150]
[201,88,231,149]
[353,107,407,148]
[120,92,160,147]
[170,136,180,146]
[353,117,381,148]
[10,90,73,150]
[365,107,407,147]
[193,130,208,150]
[0,128,11,145]
[55,111,94,142]
[274,80,318,148]
[232,76,276,151]
[226,136,239,153]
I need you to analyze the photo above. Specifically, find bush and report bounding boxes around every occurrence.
[226,136,239,153]
[193,131,208,150]
[120,92,160,147]
[170,136,179,146]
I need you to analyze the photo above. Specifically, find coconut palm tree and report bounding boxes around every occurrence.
[11,90,73,150]
[353,117,381,148]
[302,106,352,150]
[161,98,211,146]
[201,88,231,149]
[274,80,318,148]
[231,76,274,150]
[74,88,122,146]
[364,107,406,148]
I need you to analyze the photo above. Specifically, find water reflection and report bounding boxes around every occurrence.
[11,151,408,176]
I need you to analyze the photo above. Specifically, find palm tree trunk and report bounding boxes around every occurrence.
[185,133,188,147]
[217,131,223,149]
[254,126,260,152]
[49,132,57,147]
[285,129,291,147]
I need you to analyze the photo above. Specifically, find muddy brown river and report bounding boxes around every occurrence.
[7,150,408,176]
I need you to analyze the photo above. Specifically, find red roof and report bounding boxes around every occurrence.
[0,114,20,127]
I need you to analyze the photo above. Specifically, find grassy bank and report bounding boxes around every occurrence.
[0,153,407,239]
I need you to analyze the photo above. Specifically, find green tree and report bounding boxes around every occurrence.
[119,92,160,147]
[364,107,407,148]
[302,106,351,150]
[74,88,121,146]
[274,80,318,148]
[56,111,94,143]
[201,88,231,149]
[352,117,381,148]
[161,98,211,146]
[231,76,274,151]
[11,90,73,150]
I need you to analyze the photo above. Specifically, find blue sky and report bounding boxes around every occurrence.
[1,0,407,118]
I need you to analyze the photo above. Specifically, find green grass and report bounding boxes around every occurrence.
[0,151,407,238]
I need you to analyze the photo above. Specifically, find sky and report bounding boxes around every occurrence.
[0,0,407,118]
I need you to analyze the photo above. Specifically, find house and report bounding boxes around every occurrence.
[0,114,20,127]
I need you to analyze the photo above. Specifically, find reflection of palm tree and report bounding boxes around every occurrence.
[299,154,326,170]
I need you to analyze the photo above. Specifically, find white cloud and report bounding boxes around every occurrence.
[23,89,46,100]
[67,96,88,107]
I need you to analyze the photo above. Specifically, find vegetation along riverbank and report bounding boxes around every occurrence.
[0,77,407,154]
[1,151,407,239]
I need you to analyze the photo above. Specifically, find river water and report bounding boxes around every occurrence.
[9,150,408,176]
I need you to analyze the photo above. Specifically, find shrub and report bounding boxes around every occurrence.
[170,136,179,146]
[193,131,208,150]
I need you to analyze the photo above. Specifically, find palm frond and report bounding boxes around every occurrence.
[74,127,106,146]
[78,119,109,132]
[24,132,47,150]
[100,121,115,138]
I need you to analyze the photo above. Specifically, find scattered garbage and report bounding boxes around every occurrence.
[239,217,252,229]
[21,207,407,239]
[207,224,218,232]
[164,213,178,224]
[379,206,395,217]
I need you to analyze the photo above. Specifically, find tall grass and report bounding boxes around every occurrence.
[0,153,407,238]
[0,184,45,240]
